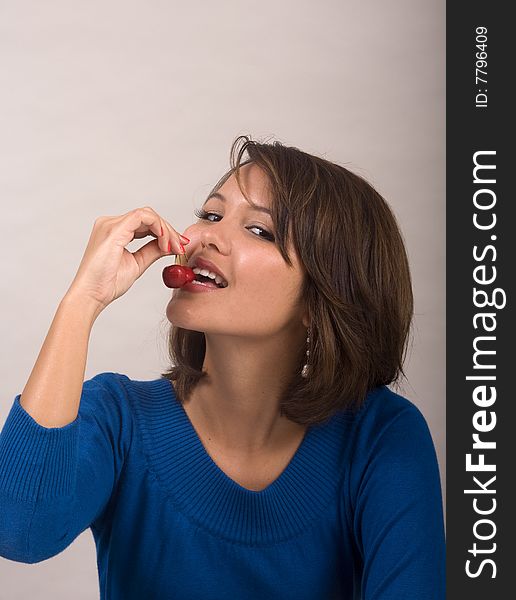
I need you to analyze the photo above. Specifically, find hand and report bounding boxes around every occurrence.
[65,206,189,313]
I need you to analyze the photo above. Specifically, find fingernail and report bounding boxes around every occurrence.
[160,226,164,236]
[167,241,172,253]
[180,235,190,243]
[180,243,185,254]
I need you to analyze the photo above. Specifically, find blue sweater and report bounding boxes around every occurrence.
[0,373,445,599]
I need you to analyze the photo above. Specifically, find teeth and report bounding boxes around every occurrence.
[192,267,228,288]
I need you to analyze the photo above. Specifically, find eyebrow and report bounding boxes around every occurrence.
[203,192,272,216]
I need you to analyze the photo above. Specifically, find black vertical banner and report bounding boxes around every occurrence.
[447,2,513,597]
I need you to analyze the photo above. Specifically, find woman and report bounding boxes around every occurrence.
[0,135,445,598]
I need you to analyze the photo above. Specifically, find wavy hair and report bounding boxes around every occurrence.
[161,135,414,426]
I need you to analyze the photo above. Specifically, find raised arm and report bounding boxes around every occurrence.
[0,207,187,562]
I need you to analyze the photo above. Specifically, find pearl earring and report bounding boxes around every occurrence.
[301,327,311,378]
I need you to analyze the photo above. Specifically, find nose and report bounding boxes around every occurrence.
[183,220,231,256]
[200,224,231,255]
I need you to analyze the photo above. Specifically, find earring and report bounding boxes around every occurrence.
[301,327,311,378]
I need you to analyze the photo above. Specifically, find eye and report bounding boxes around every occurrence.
[194,208,275,242]
[194,208,219,222]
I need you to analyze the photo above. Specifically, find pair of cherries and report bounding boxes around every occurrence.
[162,251,195,288]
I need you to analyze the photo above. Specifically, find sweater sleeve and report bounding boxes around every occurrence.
[0,372,133,564]
[350,404,446,600]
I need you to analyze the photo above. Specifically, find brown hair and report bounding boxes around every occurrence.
[161,135,414,426]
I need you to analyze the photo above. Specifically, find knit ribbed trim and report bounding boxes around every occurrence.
[125,377,383,546]
[0,396,80,502]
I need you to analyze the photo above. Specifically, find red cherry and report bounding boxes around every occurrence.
[162,265,196,288]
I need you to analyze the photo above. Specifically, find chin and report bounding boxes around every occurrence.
[165,301,205,332]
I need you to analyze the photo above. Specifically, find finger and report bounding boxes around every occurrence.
[132,209,183,255]
[120,209,164,248]
[133,217,170,255]
[161,221,190,255]
[131,238,165,274]
[119,208,185,256]
[130,208,162,237]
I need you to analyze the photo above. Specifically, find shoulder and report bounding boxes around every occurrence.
[82,371,129,393]
[76,372,168,450]
[349,385,433,446]
[78,371,148,424]
[81,371,157,400]
[345,385,441,499]
[78,372,175,428]
[79,371,132,407]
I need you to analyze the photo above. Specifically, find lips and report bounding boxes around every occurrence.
[189,256,229,287]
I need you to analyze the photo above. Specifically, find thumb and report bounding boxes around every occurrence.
[132,238,172,272]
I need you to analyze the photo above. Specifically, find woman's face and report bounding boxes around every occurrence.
[166,163,308,338]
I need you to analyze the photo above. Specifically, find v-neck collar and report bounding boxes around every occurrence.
[129,376,365,546]
[174,387,315,495]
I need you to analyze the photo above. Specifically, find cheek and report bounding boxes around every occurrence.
[238,264,301,307]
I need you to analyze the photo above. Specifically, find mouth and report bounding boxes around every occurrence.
[191,269,228,288]
[188,257,229,288]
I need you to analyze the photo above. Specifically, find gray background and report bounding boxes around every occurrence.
[0,0,445,597]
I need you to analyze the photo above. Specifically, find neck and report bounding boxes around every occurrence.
[185,331,306,454]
